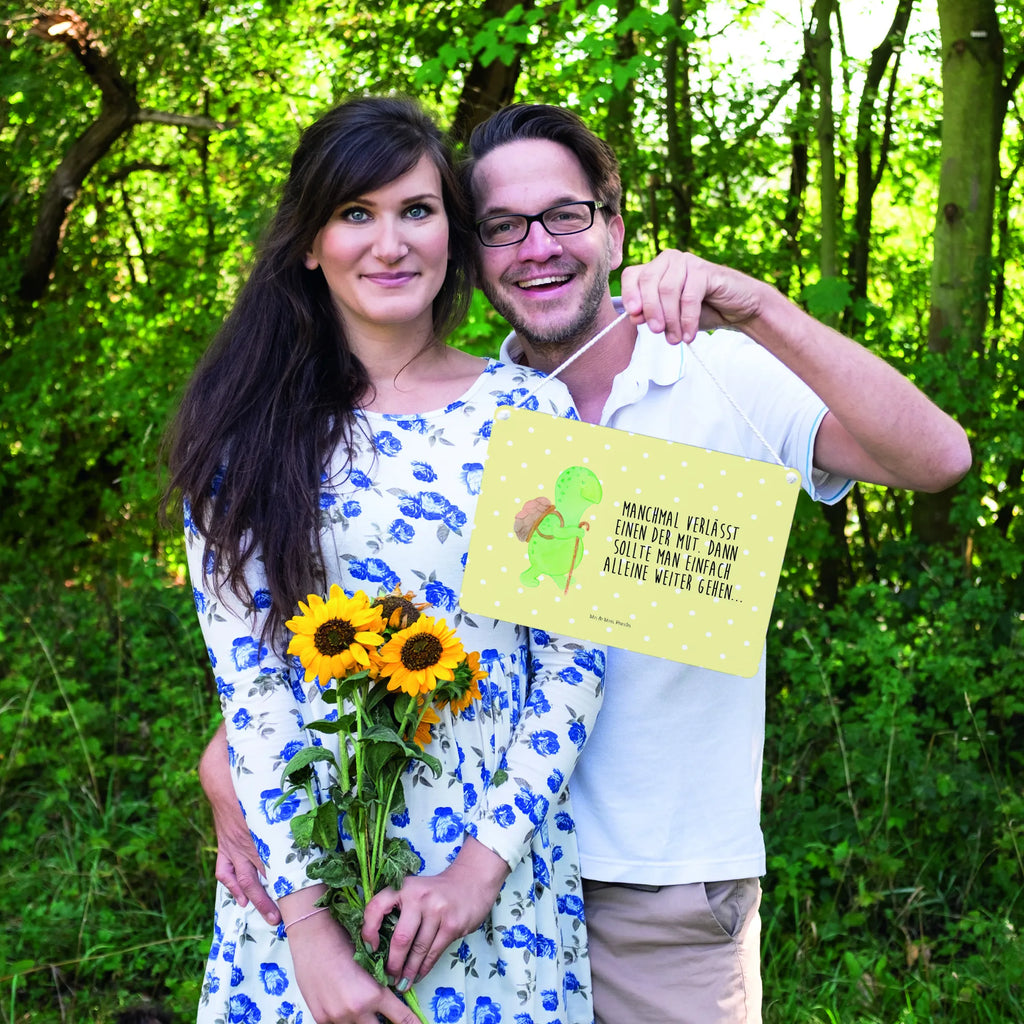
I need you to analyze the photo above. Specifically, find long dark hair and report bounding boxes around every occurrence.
[163,96,475,642]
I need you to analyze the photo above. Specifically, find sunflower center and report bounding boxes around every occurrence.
[400,634,444,670]
[314,618,357,655]
[377,595,421,629]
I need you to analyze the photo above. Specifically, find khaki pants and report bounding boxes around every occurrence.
[582,878,762,1024]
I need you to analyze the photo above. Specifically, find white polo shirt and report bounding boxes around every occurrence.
[500,308,852,885]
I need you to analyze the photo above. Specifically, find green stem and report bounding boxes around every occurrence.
[336,720,351,793]
[371,696,431,874]
[401,985,429,1024]
[372,771,403,879]
[351,686,374,903]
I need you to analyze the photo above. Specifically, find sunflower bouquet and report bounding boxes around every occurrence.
[278,583,485,1020]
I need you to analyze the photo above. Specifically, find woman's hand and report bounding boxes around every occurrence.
[361,836,511,992]
[199,723,282,925]
[285,904,421,1024]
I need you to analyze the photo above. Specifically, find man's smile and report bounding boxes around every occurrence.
[515,274,574,290]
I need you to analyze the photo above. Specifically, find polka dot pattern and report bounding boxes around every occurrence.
[463,409,801,677]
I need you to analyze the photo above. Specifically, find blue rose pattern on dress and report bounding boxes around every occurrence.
[191,361,603,1024]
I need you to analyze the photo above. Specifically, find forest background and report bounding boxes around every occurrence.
[1,0,1022,1021]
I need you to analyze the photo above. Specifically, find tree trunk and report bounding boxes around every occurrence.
[607,0,638,155]
[17,9,230,303]
[449,0,532,145]
[18,11,139,301]
[913,0,1004,546]
[664,0,693,247]
[928,1,1003,355]
[783,65,811,298]
[807,0,838,281]
[848,0,913,306]
[806,0,851,605]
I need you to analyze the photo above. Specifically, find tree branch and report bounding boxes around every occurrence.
[1004,55,1024,100]
[19,106,137,301]
[18,8,231,302]
[28,8,136,105]
[847,0,913,302]
[136,109,232,131]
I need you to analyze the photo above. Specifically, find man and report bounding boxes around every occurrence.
[202,105,970,1023]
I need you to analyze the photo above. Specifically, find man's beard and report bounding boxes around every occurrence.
[481,258,610,357]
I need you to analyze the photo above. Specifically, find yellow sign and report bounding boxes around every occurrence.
[461,408,802,677]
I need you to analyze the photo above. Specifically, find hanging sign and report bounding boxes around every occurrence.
[461,408,802,677]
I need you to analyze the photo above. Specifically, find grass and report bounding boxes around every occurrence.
[0,562,214,1024]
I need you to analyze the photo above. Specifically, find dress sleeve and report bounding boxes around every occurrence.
[462,368,607,869]
[466,631,606,871]
[185,504,325,898]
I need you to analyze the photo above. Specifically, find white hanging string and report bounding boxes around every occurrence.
[679,341,788,471]
[518,310,632,394]
[509,310,793,474]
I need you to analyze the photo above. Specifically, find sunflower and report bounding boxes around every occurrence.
[286,585,386,684]
[372,585,427,630]
[410,702,441,749]
[376,616,465,696]
[447,649,486,715]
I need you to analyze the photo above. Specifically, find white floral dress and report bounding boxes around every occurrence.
[188,360,605,1024]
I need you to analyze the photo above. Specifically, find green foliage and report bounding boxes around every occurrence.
[762,547,1024,1021]
[0,557,216,1022]
[803,277,855,322]
[2,0,1023,1019]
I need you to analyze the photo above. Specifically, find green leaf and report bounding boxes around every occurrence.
[387,786,408,819]
[364,682,399,715]
[311,800,341,850]
[801,277,853,320]
[4,959,38,975]
[364,746,408,786]
[308,849,363,890]
[439,42,468,65]
[410,748,442,777]
[470,27,495,56]
[281,744,337,786]
[353,943,388,984]
[333,900,371,953]
[301,716,349,734]
[333,789,365,819]
[363,722,406,745]
[379,837,422,891]
[289,808,317,848]
[612,64,635,91]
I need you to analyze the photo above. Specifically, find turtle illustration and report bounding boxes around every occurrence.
[514,465,603,592]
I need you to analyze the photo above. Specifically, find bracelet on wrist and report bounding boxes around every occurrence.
[283,906,329,933]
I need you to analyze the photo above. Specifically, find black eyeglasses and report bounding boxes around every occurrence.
[475,200,607,247]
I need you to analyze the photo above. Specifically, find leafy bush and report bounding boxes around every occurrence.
[0,556,216,1022]
[762,539,1024,1022]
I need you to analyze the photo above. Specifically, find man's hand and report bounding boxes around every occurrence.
[620,249,763,345]
[199,723,282,926]
[621,249,971,492]
[361,836,510,991]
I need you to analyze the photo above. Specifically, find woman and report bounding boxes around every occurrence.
[164,97,605,1024]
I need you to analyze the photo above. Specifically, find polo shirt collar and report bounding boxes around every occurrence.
[498,296,688,392]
